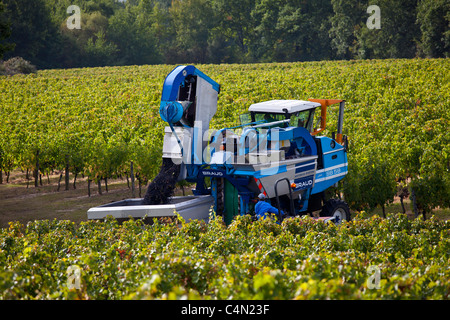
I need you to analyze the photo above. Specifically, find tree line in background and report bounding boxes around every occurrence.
[0,0,448,69]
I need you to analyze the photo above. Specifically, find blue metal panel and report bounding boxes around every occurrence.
[312,174,346,194]
[292,127,317,156]
[319,136,342,153]
[193,69,221,92]
[323,150,346,169]
[254,165,287,178]
[272,128,293,141]
[161,65,220,103]
[310,136,348,195]
[233,170,257,176]
[211,178,218,213]
[161,65,196,102]
[201,168,250,193]
[293,175,315,191]
[298,188,312,213]
[295,163,316,173]
[268,127,317,156]
[201,168,226,178]
[311,163,348,194]
[318,136,345,169]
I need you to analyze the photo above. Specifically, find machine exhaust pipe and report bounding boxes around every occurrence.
[336,100,345,144]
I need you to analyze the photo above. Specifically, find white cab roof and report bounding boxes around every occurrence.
[248,100,321,114]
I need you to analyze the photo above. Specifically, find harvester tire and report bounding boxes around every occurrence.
[320,199,351,224]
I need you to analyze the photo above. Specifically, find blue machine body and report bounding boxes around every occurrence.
[158,65,348,220]
[311,136,348,194]
[160,65,220,124]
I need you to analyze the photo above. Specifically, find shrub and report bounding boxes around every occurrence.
[0,57,37,75]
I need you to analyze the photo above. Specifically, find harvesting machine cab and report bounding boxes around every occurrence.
[87,65,351,224]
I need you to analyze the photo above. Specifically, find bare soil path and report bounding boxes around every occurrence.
[0,171,138,228]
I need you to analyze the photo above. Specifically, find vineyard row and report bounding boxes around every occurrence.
[0,59,449,216]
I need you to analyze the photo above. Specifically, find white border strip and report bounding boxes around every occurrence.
[322,148,344,155]
[316,162,348,174]
[315,171,348,183]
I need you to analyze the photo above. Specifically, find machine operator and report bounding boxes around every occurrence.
[254,193,284,220]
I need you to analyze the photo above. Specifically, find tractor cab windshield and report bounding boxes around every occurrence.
[249,108,317,132]
[289,109,316,132]
[253,112,287,126]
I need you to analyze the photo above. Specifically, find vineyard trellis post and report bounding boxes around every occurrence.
[35,149,39,188]
[130,161,135,198]
[57,173,63,191]
[411,188,419,218]
[97,177,102,195]
[65,154,70,191]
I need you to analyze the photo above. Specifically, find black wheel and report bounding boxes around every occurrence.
[320,199,351,224]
